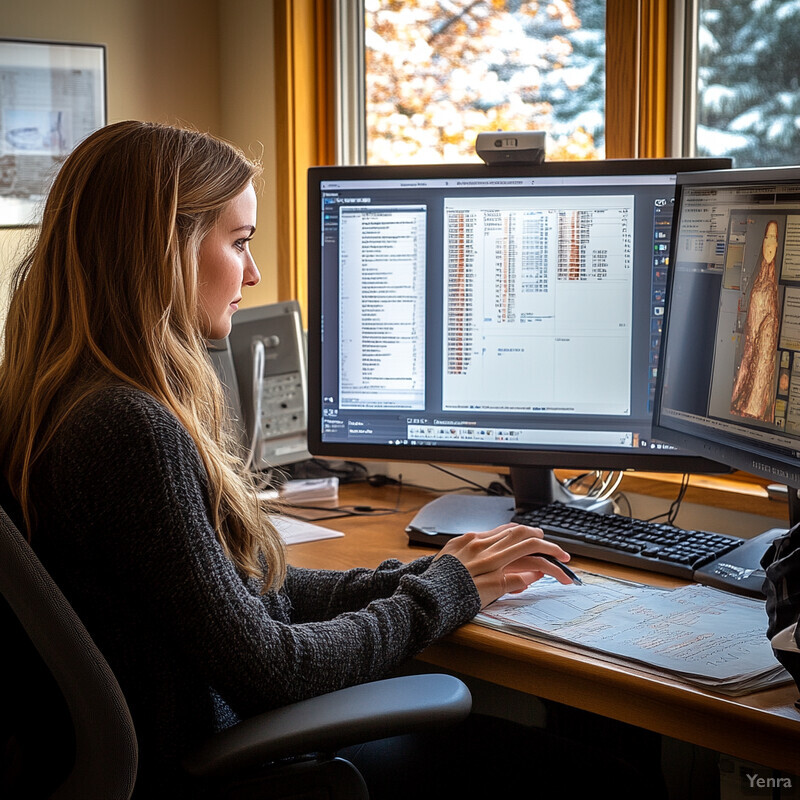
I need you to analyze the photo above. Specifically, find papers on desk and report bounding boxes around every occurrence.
[269,515,344,545]
[477,571,791,696]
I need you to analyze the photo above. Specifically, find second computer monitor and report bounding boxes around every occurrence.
[654,165,800,501]
[307,158,730,508]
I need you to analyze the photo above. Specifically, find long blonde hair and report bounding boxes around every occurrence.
[0,120,286,590]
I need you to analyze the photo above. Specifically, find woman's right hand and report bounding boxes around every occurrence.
[434,523,573,609]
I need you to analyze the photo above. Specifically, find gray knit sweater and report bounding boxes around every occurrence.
[32,386,480,794]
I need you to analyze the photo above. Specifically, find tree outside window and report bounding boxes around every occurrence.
[696,0,800,168]
[364,0,606,165]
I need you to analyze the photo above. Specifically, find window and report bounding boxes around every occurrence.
[273,0,662,314]
[363,0,606,165]
[690,0,800,167]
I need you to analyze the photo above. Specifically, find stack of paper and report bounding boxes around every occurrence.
[477,572,790,696]
[279,478,339,504]
[269,515,344,546]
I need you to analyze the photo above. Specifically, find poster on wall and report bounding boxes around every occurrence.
[0,39,106,227]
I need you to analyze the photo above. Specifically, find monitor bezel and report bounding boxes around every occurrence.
[652,164,800,490]
[307,158,732,476]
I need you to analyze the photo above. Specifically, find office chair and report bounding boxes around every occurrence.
[0,501,138,799]
[0,501,472,799]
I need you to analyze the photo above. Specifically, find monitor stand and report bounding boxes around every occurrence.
[405,466,612,548]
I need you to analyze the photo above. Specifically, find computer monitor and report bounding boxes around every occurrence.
[653,165,800,524]
[208,301,311,470]
[307,158,731,513]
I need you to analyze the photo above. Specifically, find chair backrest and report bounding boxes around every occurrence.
[0,503,138,799]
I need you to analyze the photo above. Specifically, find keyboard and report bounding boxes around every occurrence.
[511,503,745,580]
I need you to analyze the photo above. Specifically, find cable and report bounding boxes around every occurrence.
[370,477,485,495]
[561,471,594,494]
[285,460,506,497]
[598,471,624,500]
[277,500,405,521]
[583,471,605,497]
[427,463,511,495]
[667,473,691,525]
[275,473,407,521]
[614,491,633,517]
[561,470,623,501]
[243,337,265,473]
[643,473,691,525]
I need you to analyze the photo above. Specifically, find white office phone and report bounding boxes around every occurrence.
[207,300,311,470]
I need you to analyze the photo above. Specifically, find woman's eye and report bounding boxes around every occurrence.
[234,239,248,252]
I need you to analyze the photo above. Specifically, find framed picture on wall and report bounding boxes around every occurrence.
[0,38,106,227]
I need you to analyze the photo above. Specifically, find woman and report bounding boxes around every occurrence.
[0,121,576,796]
[731,219,781,421]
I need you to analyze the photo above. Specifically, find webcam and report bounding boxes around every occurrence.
[475,130,546,165]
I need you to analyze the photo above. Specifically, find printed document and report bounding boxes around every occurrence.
[477,572,789,695]
[269,515,344,546]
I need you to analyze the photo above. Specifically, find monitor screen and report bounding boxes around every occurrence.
[653,165,800,494]
[307,159,731,507]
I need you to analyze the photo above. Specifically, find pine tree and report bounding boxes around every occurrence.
[532,0,605,151]
[698,0,800,167]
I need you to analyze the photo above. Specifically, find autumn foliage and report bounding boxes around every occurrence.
[365,0,604,164]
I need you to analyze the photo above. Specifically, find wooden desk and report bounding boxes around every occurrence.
[285,480,800,775]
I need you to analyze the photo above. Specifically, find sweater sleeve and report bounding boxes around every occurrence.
[282,557,440,622]
[40,388,480,719]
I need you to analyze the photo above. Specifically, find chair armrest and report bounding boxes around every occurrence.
[182,673,471,778]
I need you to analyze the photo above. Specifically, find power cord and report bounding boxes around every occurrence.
[561,470,624,503]
[277,462,510,520]
[280,505,402,521]
[426,463,512,495]
[278,473,407,521]
[666,473,691,525]
[643,473,691,526]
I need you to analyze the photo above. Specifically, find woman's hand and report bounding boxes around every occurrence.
[434,523,573,609]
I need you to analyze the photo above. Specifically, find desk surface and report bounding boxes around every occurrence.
[283,477,800,775]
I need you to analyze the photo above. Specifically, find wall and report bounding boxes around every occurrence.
[217,0,279,309]
[0,0,279,312]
